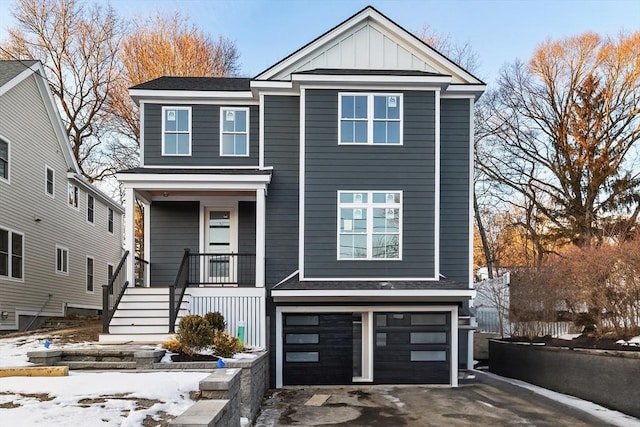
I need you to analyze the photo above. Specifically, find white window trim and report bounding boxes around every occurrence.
[45,165,55,198]
[86,255,95,294]
[0,137,10,184]
[0,225,24,282]
[161,106,192,156]
[55,245,69,275]
[338,93,403,145]
[337,190,403,261]
[86,193,95,225]
[107,207,114,234]
[220,107,250,157]
[68,182,79,210]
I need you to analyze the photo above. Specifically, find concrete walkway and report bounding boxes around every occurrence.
[254,372,640,427]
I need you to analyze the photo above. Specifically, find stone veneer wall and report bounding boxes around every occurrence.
[489,340,640,418]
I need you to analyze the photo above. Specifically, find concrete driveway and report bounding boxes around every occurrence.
[254,374,628,427]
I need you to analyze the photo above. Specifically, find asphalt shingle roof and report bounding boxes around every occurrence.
[273,273,468,290]
[0,60,38,88]
[130,76,251,91]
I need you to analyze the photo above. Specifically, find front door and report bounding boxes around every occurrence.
[206,209,234,284]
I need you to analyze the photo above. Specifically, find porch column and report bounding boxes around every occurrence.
[255,187,266,287]
[124,187,136,286]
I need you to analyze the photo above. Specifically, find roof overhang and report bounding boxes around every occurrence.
[117,170,272,192]
[271,288,475,303]
[129,89,255,105]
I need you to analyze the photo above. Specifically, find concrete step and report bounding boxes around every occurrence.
[117,301,189,310]
[58,361,137,370]
[109,324,172,334]
[98,333,176,344]
[112,309,189,318]
[110,317,175,326]
[124,287,171,295]
[59,348,136,362]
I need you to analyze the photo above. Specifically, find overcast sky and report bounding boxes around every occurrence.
[1,0,638,85]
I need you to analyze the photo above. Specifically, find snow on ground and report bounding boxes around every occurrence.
[0,334,209,426]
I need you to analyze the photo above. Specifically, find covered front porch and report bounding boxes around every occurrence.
[101,168,271,346]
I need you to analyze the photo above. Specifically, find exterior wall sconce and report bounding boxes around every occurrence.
[1,311,8,320]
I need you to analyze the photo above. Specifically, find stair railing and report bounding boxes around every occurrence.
[169,248,190,333]
[102,250,130,333]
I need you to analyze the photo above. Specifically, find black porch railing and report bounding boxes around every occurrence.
[188,253,256,287]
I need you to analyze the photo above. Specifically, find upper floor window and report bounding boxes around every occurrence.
[0,139,9,182]
[338,191,402,260]
[45,166,55,197]
[68,182,79,209]
[108,208,114,233]
[0,226,23,280]
[220,107,249,156]
[339,93,402,145]
[162,106,191,156]
[87,194,95,224]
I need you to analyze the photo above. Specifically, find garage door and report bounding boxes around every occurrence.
[283,313,353,385]
[374,312,450,384]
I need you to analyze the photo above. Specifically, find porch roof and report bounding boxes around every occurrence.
[116,168,272,192]
[271,273,474,303]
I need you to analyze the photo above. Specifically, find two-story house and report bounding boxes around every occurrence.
[110,6,484,387]
[0,60,124,331]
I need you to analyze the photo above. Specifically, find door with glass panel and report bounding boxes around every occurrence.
[206,209,234,284]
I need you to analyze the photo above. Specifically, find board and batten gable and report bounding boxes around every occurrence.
[0,74,122,328]
[440,98,471,285]
[143,104,259,166]
[264,95,300,288]
[303,89,436,278]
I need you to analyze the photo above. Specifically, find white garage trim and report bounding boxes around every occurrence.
[276,304,460,388]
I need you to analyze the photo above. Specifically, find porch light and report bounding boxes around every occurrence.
[1,311,8,320]
[163,192,169,197]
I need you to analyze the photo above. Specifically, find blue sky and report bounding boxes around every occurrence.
[1,0,638,85]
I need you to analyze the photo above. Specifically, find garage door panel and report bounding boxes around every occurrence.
[374,311,451,384]
[283,313,353,386]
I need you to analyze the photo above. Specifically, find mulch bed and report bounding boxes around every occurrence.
[169,353,219,362]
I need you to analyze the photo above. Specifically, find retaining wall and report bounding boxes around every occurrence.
[489,339,640,418]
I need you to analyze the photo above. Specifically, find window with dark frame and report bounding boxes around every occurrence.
[87,194,94,224]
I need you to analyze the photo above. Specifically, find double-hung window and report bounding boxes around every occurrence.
[56,246,68,274]
[0,139,9,181]
[338,191,402,260]
[45,166,54,197]
[162,106,191,155]
[0,227,23,280]
[68,182,79,209]
[86,256,94,293]
[220,107,249,156]
[87,194,95,224]
[339,93,402,145]
[107,208,114,233]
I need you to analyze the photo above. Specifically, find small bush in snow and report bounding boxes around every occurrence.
[177,315,212,354]
[204,311,226,332]
[212,330,244,358]
[161,337,184,353]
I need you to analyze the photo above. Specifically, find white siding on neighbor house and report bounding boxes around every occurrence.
[0,74,122,329]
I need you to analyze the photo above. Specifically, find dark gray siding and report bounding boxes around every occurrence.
[149,201,199,286]
[264,96,300,288]
[440,98,470,284]
[304,89,436,278]
[143,104,259,166]
[238,201,256,254]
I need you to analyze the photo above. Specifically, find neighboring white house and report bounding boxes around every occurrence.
[0,60,124,331]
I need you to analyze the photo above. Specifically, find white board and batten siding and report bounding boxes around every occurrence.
[0,74,123,330]
[187,288,266,349]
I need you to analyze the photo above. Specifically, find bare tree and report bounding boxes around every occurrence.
[107,12,240,148]
[478,32,640,248]
[2,0,125,181]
